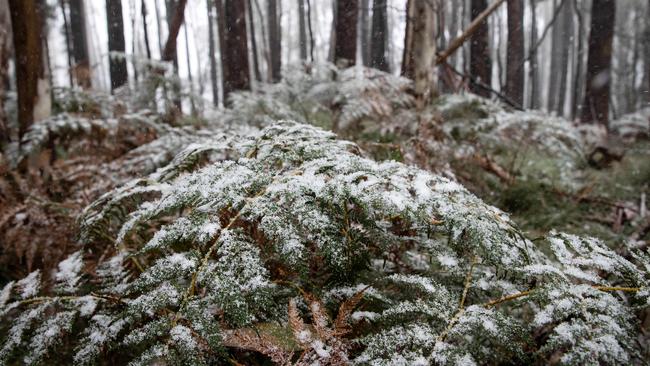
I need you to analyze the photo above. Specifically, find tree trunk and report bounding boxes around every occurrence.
[183,21,196,115]
[571,0,585,119]
[163,0,186,113]
[0,0,10,143]
[306,0,314,61]
[470,0,492,97]
[505,0,524,106]
[267,0,281,82]
[528,0,540,109]
[548,0,572,114]
[59,0,74,87]
[141,0,153,60]
[334,0,358,67]
[298,0,308,61]
[401,0,414,78]
[359,0,370,66]
[9,0,50,140]
[645,0,650,104]
[247,0,262,82]
[106,0,128,91]
[370,0,389,72]
[581,0,615,127]
[162,0,187,62]
[220,0,250,104]
[403,0,436,107]
[68,0,91,88]
[207,0,218,106]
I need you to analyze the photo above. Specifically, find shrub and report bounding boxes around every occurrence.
[1,122,648,365]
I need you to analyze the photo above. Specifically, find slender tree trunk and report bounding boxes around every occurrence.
[403,0,436,107]
[334,0,358,67]
[298,0,308,61]
[154,0,164,53]
[9,0,50,140]
[220,0,250,104]
[470,0,491,97]
[69,0,92,88]
[59,0,74,87]
[528,0,539,109]
[359,0,370,66]
[141,0,152,60]
[267,0,281,81]
[582,0,615,127]
[247,0,262,82]
[505,0,524,106]
[0,0,10,143]
[183,22,196,115]
[106,0,128,91]
[165,0,180,69]
[370,0,389,72]
[163,0,186,113]
[401,0,414,78]
[207,0,218,106]
[571,0,584,119]
[306,0,314,61]
[645,0,650,104]
[547,0,572,114]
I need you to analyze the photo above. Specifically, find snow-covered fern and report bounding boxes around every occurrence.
[1,122,648,365]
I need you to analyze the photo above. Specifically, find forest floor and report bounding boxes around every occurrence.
[0,67,649,283]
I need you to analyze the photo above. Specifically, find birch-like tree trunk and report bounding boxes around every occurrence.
[403,0,436,107]
[297,0,308,61]
[359,0,371,66]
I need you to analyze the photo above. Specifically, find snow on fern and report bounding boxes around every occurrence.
[0,121,648,365]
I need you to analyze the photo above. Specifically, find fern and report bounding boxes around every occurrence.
[1,122,648,365]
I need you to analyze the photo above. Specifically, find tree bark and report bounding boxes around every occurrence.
[403,0,436,107]
[370,0,389,72]
[401,0,415,78]
[267,0,281,82]
[220,0,250,104]
[0,0,10,143]
[69,0,92,88]
[645,0,650,104]
[9,0,50,140]
[106,0,128,91]
[581,0,615,127]
[469,0,492,98]
[207,0,218,106]
[141,0,153,60]
[528,0,540,109]
[247,0,262,82]
[297,0,307,61]
[359,0,370,66]
[59,0,74,87]
[306,0,314,61]
[334,0,358,67]
[505,0,524,106]
[161,0,187,62]
[547,0,572,114]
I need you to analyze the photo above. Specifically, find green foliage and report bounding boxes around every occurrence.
[1,122,648,365]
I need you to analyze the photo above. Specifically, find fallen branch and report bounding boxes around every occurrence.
[436,0,507,65]
[473,154,515,185]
